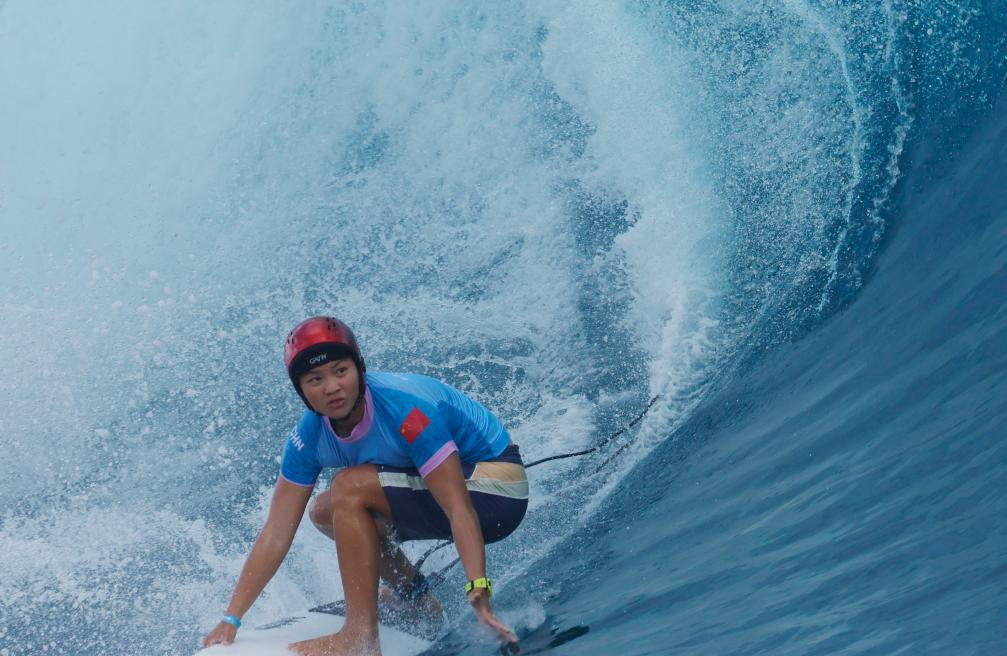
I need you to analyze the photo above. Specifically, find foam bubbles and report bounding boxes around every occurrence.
[0,0,927,653]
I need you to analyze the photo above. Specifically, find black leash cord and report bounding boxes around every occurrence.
[413,540,453,572]
[416,395,660,584]
[520,447,595,468]
[523,394,659,468]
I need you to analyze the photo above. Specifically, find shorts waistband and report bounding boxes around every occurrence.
[486,443,523,465]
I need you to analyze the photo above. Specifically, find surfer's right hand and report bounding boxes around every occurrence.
[202,621,238,648]
[468,590,520,652]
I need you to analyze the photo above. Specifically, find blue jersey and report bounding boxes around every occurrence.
[279,372,511,487]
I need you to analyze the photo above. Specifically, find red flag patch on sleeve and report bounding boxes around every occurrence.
[399,407,430,444]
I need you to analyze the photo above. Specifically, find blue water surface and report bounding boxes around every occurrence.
[475,90,1007,656]
[0,1,1004,655]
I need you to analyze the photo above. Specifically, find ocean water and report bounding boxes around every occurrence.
[0,2,1004,655]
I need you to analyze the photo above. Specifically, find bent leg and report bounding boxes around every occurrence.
[309,487,419,594]
[292,466,392,655]
[327,465,390,638]
[308,491,337,540]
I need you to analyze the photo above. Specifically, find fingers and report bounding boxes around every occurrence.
[201,622,236,648]
[468,592,520,647]
[473,605,519,644]
[485,616,519,644]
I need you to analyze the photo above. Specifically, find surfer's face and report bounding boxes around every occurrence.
[299,358,361,420]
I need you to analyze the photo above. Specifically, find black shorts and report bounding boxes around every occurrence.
[377,444,529,543]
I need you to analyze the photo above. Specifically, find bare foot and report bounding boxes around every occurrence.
[289,630,380,656]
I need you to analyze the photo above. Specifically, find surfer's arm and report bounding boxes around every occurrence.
[425,452,486,579]
[203,477,312,646]
[424,453,519,646]
[228,477,310,616]
[228,477,313,615]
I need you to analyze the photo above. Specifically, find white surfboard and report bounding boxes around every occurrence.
[197,603,431,656]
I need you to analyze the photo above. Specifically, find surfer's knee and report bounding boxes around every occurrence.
[329,465,380,511]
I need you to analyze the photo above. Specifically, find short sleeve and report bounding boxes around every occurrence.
[279,416,322,487]
[396,403,458,477]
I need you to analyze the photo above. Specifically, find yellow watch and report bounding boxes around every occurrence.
[464,577,493,598]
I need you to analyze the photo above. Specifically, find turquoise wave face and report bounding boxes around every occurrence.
[492,94,1007,656]
[1,1,1003,654]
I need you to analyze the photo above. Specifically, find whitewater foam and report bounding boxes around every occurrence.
[0,1,934,653]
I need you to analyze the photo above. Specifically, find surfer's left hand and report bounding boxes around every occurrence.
[468,590,520,651]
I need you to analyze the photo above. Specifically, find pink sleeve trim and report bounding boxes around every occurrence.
[279,472,317,488]
[419,441,459,478]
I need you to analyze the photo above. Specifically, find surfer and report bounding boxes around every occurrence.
[202,316,528,655]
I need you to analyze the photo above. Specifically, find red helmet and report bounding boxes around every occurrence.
[284,316,365,411]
